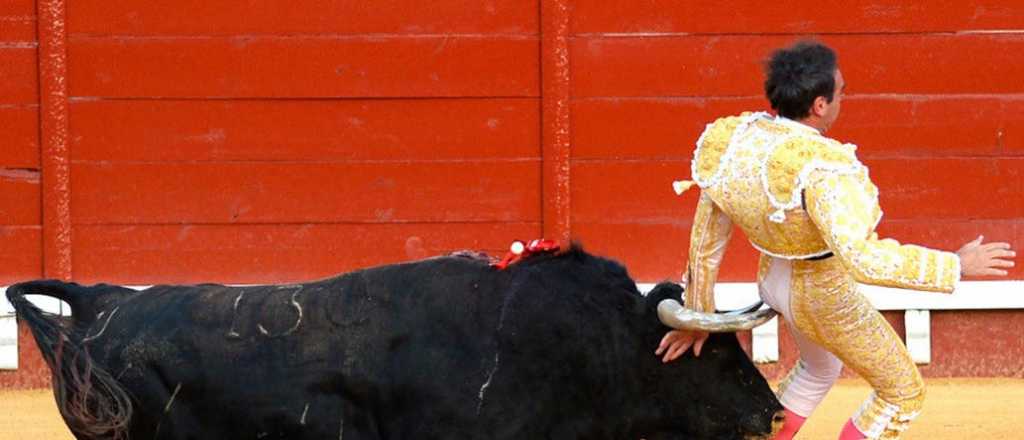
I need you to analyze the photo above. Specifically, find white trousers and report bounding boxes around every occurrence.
[758,257,844,418]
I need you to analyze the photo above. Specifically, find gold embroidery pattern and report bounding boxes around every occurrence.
[762,136,860,223]
[688,113,862,259]
[789,258,925,439]
[685,112,959,291]
[804,170,960,293]
[691,113,751,189]
[684,193,733,313]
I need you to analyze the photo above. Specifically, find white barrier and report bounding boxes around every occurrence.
[639,281,1024,364]
[0,287,73,370]
[1,288,15,370]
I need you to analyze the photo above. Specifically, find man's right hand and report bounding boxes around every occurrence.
[656,329,709,363]
[956,235,1016,277]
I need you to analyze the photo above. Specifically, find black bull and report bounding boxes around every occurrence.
[9,247,783,439]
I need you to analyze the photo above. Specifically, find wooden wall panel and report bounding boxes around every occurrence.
[572,34,1024,97]
[571,160,692,223]
[60,1,543,287]
[573,1,1024,34]
[572,97,762,159]
[572,222,761,282]
[1004,100,1024,156]
[0,0,36,42]
[572,160,759,281]
[924,310,1024,377]
[571,159,1024,223]
[870,158,1023,220]
[0,48,37,104]
[0,7,37,303]
[570,9,1023,289]
[71,162,541,224]
[0,170,40,225]
[0,107,38,168]
[70,99,539,162]
[68,0,537,36]
[832,97,1024,158]
[572,160,1024,281]
[573,97,1024,160]
[0,227,41,285]
[72,223,540,284]
[68,36,539,98]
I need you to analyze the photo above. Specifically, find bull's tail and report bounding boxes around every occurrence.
[6,281,133,440]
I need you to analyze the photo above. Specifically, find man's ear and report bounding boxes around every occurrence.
[810,95,829,117]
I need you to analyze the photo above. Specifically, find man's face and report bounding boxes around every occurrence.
[820,69,844,132]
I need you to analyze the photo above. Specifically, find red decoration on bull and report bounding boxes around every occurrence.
[492,239,562,270]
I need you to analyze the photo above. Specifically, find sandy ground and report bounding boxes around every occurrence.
[1,378,1022,439]
[798,378,1024,438]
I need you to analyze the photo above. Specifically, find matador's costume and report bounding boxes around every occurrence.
[678,112,960,439]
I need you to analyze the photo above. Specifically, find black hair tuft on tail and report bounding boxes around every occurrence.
[6,281,133,440]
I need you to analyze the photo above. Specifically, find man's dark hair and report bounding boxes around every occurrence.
[764,41,837,120]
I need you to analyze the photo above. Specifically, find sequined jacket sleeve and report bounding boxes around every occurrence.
[685,193,734,312]
[804,169,960,293]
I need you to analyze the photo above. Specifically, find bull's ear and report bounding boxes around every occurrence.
[645,282,683,310]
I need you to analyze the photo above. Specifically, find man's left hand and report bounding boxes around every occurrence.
[655,329,709,363]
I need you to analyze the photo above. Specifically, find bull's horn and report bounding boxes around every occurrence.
[723,300,766,316]
[657,299,777,332]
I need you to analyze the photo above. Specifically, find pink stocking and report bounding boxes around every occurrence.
[838,418,866,440]
[775,408,807,440]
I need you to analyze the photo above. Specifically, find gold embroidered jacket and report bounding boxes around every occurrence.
[681,112,960,312]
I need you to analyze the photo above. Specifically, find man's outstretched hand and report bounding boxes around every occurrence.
[656,329,709,363]
[957,235,1015,277]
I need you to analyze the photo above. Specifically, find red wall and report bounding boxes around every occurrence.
[0,0,42,284]
[64,0,541,285]
[0,0,44,389]
[2,1,1023,388]
[569,2,1024,281]
[566,1,1024,381]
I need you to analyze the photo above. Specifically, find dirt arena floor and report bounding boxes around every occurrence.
[1,378,1021,439]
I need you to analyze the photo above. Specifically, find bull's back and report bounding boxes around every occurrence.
[85,257,508,439]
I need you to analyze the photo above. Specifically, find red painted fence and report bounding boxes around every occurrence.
[2,0,1022,388]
